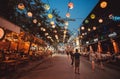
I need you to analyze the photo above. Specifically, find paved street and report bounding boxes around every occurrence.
[2,54,120,79]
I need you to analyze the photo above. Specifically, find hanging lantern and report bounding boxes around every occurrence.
[99,18,103,23]
[52,25,55,28]
[64,26,68,29]
[44,4,50,10]
[88,28,91,31]
[84,32,87,35]
[90,14,95,19]
[18,3,25,10]
[65,21,69,26]
[33,19,37,24]
[81,26,85,30]
[68,2,74,9]
[50,21,54,25]
[93,26,96,30]
[0,28,5,39]
[100,1,107,8]
[66,12,70,18]
[37,22,41,26]
[43,28,46,31]
[27,11,33,17]
[45,33,49,36]
[85,19,89,24]
[48,14,53,19]
[82,33,85,36]
[54,30,57,33]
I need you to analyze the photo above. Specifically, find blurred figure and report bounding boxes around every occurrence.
[69,50,74,66]
[66,51,69,58]
[96,52,104,69]
[89,51,96,72]
[74,49,81,74]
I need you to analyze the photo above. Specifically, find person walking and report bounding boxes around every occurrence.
[89,51,96,72]
[74,49,81,74]
[69,50,74,66]
[96,52,104,69]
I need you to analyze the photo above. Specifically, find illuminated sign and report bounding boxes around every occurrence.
[94,38,98,42]
[109,15,120,21]
[108,32,117,37]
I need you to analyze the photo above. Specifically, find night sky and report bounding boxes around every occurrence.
[42,0,99,34]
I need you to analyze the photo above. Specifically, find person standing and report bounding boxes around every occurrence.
[74,49,81,74]
[69,50,74,66]
[89,51,96,72]
[96,52,104,69]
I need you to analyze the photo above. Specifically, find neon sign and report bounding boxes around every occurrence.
[109,14,120,21]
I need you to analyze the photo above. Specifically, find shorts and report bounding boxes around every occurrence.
[75,59,80,67]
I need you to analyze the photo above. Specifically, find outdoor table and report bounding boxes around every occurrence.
[2,60,17,71]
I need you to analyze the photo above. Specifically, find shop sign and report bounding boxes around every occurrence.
[109,15,120,21]
[94,38,98,42]
[0,28,5,39]
[108,32,117,37]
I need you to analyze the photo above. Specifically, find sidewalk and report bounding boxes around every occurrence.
[82,56,120,71]
[0,56,51,79]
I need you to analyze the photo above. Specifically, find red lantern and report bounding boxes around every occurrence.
[100,1,107,8]
[18,3,25,10]
[66,12,70,18]
[68,2,74,9]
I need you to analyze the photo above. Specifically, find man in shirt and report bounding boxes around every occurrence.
[74,49,81,74]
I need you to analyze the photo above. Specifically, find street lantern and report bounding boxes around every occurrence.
[90,14,95,19]
[68,2,74,9]
[81,26,85,30]
[48,14,53,19]
[93,26,96,30]
[33,19,37,24]
[100,1,107,8]
[27,12,33,17]
[44,4,50,10]
[18,3,25,10]
[99,18,103,23]
[66,12,70,18]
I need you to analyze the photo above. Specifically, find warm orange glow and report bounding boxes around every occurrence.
[66,12,70,18]
[27,12,33,17]
[93,26,96,30]
[99,18,103,23]
[33,19,37,24]
[100,1,107,8]
[81,26,85,30]
[18,3,25,10]
[112,40,119,53]
[68,2,74,9]
[97,42,102,53]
